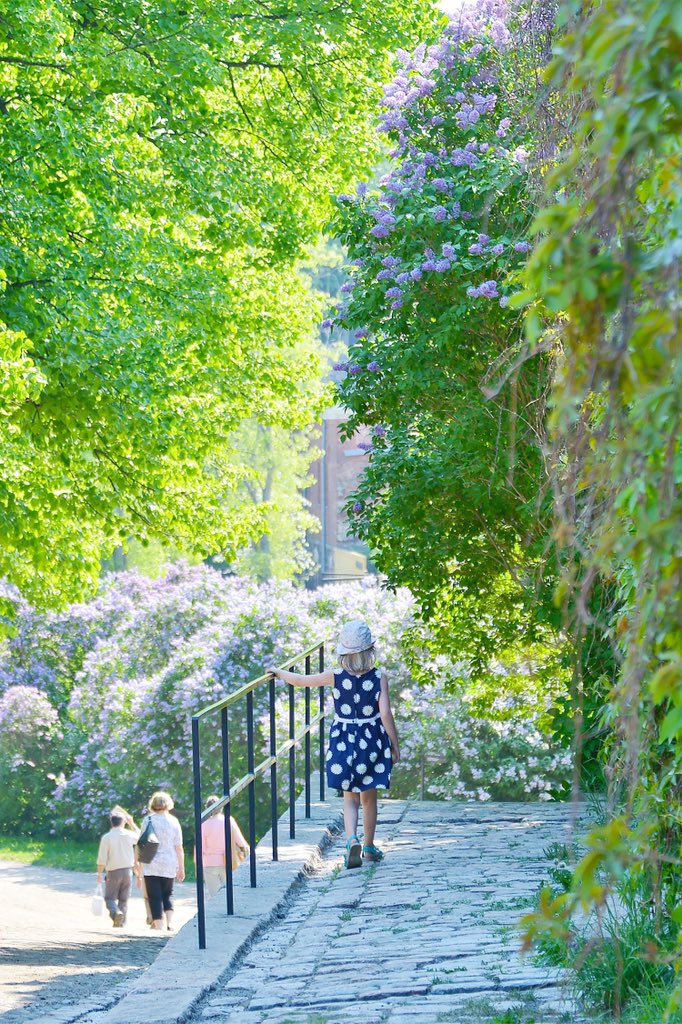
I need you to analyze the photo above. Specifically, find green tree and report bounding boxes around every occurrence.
[228,419,321,582]
[0,0,436,609]
[328,7,555,669]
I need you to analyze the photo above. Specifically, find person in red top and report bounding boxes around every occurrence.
[197,795,249,897]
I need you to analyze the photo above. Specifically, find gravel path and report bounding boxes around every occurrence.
[0,860,196,1024]
[186,801,588,1024]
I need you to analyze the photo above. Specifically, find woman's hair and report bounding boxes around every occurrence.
[338,646,376,675]
[205,795,221,814]
[149,790,174,812]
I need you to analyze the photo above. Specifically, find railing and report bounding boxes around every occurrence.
[191,639,328,949]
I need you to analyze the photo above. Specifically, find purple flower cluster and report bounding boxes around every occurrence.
[466,280,500,299]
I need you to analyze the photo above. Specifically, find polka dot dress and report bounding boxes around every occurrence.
[325,667,393,794]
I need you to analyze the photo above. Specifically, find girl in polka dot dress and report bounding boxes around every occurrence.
[269,620,400,869]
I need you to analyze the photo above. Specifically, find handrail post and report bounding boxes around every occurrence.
[304,654,311,818]
[269,676,278,861]
[191,716,206,950]
[319,642,325,801]
[221,707,234,915]
[288,679,296,839]
[246,689,257,888]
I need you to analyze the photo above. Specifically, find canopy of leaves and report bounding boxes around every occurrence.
[0,0,436,608]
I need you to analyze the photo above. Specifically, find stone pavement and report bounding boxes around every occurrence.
[187,800,587,1024]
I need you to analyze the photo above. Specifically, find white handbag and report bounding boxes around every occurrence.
[91,882,104,916]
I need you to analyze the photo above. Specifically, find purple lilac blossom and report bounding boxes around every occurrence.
[514,241,532,253]
[491,244,505,255]
[352,501,363,513]
[391,299,404,309]
[373,424,386,437]
[395,272,411,285]
[382,256,401,268]
[435,259,452,272]
[385,287,403,300]
[422,259,438,272]
[432,206,448,222]
[348,364,363,374]
[354,328,368,339]
[410,268,423,280]
[332,362,349,372]
[432,178,452,193]
[321,318,334,329]
[442,243,456,259]
[357,442,373,452]
[478,234,490,244]
[376,269,394,281]
[367,361,380,372]
[341,282,353,293]
[468,243,484,255]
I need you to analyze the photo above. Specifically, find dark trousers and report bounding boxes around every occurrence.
[104,867,132,922]
[144,875,174,921]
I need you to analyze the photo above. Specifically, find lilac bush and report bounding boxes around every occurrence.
[0,565,570,837]
[0,685,62,831]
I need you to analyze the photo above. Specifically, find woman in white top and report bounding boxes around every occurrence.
[137,790,184,931]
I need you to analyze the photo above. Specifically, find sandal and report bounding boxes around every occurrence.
[344,835,362,869]
[362,844,384,863]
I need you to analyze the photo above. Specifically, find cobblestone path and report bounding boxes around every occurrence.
[190,800,586,1024]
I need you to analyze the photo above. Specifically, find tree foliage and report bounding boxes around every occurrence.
[517,1,682,1014]
[0,0,436,607]
[327,4,556,666]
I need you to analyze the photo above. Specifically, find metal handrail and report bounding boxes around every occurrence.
[191,639,329,949]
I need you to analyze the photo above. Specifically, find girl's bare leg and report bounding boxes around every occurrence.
[343,792,360,837]
[360,790,378,845]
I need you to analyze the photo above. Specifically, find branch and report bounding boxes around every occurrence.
[0,55,70,73]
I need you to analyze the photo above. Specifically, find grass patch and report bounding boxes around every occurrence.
[0,835,99,872]
[0,835,199,882]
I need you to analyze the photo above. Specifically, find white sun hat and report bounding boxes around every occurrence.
[336,620,375,656]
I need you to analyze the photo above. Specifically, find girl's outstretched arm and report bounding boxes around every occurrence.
[378,671,401,762]
[268,667,336,688]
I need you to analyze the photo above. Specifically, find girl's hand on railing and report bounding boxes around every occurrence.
[267,667,280,679]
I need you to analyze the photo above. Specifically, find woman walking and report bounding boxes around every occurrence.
[137,791,184,931]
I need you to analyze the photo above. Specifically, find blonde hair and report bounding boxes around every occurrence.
[338,646,376,675]
[149,790,174,812]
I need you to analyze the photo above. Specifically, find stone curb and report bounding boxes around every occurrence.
[30,776,342,1024]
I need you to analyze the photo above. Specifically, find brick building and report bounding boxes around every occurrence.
[306,406,373,584]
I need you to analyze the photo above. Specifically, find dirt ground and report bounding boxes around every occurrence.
[0,860,197,1024]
